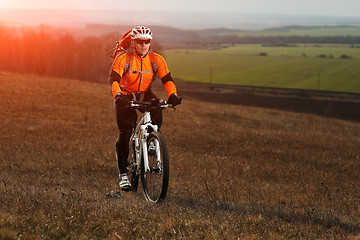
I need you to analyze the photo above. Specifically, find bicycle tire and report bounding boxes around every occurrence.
[129,139,139,192]
[141,132,169,203]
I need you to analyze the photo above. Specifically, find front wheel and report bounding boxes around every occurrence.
[129,139,139,192]
[141,132,169,203]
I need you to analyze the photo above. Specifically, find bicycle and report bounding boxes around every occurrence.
[127,97,175,203]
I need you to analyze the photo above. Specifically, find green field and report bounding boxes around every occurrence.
[164,44,360,93]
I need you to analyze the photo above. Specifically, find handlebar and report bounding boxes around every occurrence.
[128,98,175,110]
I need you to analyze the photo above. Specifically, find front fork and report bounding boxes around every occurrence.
[141,136,150,172]
[140,122,159,173]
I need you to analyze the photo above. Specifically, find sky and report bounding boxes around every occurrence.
[1,0,360,17]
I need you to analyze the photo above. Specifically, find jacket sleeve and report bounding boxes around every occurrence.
[108,53,126,99]
[161,73,177,97]
[155,53,178,97]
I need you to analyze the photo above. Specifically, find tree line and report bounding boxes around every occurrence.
[0,25,168,83]
[0,25,124,83]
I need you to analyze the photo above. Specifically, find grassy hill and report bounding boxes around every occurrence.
[1,72,360,239]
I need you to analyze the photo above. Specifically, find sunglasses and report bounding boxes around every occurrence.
[135,39,151,45]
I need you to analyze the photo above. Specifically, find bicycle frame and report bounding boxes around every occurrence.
[130,111,159,174]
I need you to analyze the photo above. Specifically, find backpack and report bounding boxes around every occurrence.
[107,30,132,60]
[107,30,158,77]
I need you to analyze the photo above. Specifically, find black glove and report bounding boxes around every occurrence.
[115,93,130,106]
[168,93,182,106]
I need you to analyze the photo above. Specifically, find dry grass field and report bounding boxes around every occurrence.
[1,71,360,239]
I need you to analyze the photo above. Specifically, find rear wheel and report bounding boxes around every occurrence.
[141,132,169,203]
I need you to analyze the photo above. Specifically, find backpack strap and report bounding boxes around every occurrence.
[121,52,133,88]
[123,52,133,76]
[149,51,158,76]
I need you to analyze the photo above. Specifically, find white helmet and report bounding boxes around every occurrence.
[131,26,153,40]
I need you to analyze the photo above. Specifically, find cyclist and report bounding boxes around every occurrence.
[108,26,182,191]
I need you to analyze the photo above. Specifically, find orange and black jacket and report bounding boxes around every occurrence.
[108,50,177,99]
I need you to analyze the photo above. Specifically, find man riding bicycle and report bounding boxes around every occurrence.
[108,26,182,191]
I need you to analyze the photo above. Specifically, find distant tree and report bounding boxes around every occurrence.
[52,33,77,78]
[340,54,352,59]
[76,36,103,81]
[317,54,327,58]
